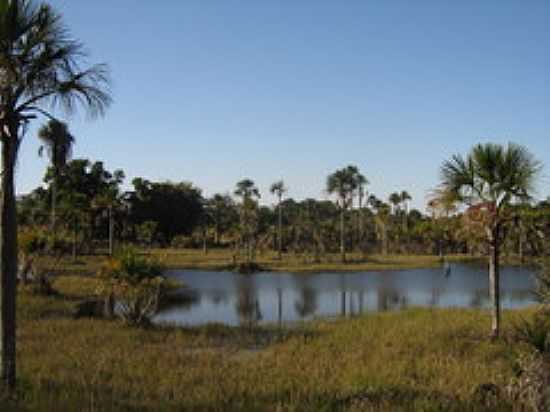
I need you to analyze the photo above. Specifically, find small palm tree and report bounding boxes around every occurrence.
[0,0,111,388]
[270,180,287,259]
[327,165,359,262]
[439,143,541,338]
[38,120,75,239]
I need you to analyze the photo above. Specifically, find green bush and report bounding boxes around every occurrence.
[97,248,167,326]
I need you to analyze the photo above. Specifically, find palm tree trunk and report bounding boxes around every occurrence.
[518,221,524,264]
[277,288,282,327]
[108,206,114,256]
[340,206,345,263]
[51,174,57,243]
[0,133,18,390]
[277,198,283,259]
[488,228,501,339]
[72,216,78,262]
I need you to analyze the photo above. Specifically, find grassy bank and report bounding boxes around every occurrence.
[51,249,484,275]
[3,275,537,411]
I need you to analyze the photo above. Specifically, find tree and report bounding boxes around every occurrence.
[439,143,541,338]
[0,0,111,389]
[92,176,124,256]
[207,194,238,246]
[270,180,287,259]
[354,172,369,253]
[37,120,75,242]
[128,179,204,244]
[400,191,412,252]
[327,165,359,262]
[389,192,401,215]
[234,179,261,263]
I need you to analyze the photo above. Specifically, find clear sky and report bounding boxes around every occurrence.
[16,0,549,210]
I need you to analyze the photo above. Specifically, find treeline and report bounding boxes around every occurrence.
[17,158,550,261]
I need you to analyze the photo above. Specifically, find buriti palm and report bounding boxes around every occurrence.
[0,0,111,389]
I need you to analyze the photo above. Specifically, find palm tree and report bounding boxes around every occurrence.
[400,191,412,252]
[388,192,402,252]
[38,120,75,240]
[270,180,287,259]
[234,179,261,263]
[439,143,540,338]
[327,165,359,262]
[355,173,369,253]
[0,0,111,388]
[389,192,401,215]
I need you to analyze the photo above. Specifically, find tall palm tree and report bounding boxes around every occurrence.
[270,180,287,259]
[389,192,401,215]
[327,165,359,262]
[440,143,540,338]
[355,173,369,252]
[234,179,261,263]
[0,0,111,388]
[400,191,412,252]
[38,120,75,240]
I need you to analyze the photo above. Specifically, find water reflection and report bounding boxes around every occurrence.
[154,264,537,327]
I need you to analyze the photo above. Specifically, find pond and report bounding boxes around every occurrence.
[153,263,538,327]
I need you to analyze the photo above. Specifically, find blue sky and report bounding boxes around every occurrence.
[17,0,549,210]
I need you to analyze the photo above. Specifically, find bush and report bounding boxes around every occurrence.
[96,248,167,326]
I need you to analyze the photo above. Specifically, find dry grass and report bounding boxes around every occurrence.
[1,275,537,411]
[41,249,482,276]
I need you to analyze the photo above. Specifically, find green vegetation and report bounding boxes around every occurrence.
[1,0,548,408]
[0,275,540,411]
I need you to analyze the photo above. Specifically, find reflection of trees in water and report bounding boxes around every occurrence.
[294,286,318,318]
[429,287,442,307]
[348,290,366,317]
[235,279,262,327]
[158,289,201,313]
[469,289,486,308]
[377,287,401,311]
[207,289,229,306]
[468,288,533,308]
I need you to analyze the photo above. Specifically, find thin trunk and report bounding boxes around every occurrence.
[277,288,282,327]
[277,197,283,259]
[488,228,501,339]
[72,217,77,262]
[108,206,114,256]
[51,174,57,243]
[0,132,18,389]
[341,290,346,317]
[518,221,524,264]
[358,192,364,253]
[340,206,345,263]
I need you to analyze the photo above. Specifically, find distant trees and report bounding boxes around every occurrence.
[207,194,238,246]
[0,0,111,388]
[128,179,204,245]
[439,143,541,338]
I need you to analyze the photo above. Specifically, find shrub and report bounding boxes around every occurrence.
[96,248,167,326]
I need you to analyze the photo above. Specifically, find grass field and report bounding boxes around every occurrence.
[2,274,537,411]
[46,248,486,276]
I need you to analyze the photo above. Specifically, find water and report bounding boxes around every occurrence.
[154,263,537,327]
